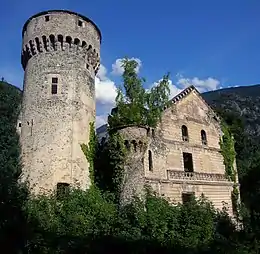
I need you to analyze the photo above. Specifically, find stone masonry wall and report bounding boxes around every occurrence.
[20,11,101,195]
[117,126,149,204]
[143,89,236,215]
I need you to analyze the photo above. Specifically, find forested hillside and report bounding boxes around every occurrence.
[2,74,260,253]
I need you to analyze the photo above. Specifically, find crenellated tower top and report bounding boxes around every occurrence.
[21,10,101,74]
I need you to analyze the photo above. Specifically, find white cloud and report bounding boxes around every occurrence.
[151,74,221,100]
[176,73,220,92]
[111,57,142,76]
[95,64,117,106]
[95,64,117,127]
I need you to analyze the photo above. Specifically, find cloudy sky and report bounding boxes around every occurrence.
[1,0,260,127]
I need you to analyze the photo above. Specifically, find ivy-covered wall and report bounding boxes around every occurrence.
[219,121,239,216]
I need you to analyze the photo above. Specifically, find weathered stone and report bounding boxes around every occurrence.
[19,10,101,195]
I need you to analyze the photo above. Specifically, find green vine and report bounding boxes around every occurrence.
[219,121,239,216]
[81,122,97,185]
[107,131,127,201]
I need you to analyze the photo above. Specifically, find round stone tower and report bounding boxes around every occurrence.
[20,10,101,195]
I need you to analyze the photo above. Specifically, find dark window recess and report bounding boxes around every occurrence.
[182,192,195,204]
[52,77,58,83]
[148,150,153,171]
[201,130,207,145]
[78,20,83,26]
[51,77,58,94]
[18,122,21,127]
[51,84,57,94]
[183,152,194,172]
[57,183,70,198]
[45,16,49,22]
[181,125,189,142]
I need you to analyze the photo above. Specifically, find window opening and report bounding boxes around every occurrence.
[183,152,194,172]
[182,125,189,142]
[148,150,153,171]
[51,77,58,94]
[78,20,83,27]
[45,16,49,22]
[182,192,195,204]
[201,130,207,145]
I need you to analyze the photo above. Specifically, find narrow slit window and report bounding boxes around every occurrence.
[45,16,49,22]
[183,152,194,172]
[148,150,153,171]
[51,77,58,95]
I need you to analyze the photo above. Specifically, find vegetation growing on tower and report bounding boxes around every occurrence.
[108,58,171,129]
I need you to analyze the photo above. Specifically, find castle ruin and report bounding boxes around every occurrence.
[19,10,101,194]
[18,10,239,216]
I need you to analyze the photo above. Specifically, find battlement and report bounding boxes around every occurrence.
[21,34,100,73]
[21,10,101,74]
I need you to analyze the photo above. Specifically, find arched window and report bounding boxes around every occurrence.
[181,125,189,142]
[201,130,207,145]
[148,150,153,171]
[65,36,72,46]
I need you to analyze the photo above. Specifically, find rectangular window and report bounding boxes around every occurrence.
[52,77,58,83]
[183,152,194,172]
[51,77,58,94]
[45,16,49,22]
[182,192,195,204]
[78,20,83,27]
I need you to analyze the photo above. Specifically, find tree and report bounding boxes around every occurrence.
[108,58,171,129]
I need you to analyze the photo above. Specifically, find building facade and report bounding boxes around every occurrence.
[19,10,101,195]
[119,86,238,215]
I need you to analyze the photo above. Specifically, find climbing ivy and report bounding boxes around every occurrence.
[219,121,239,216]
[81,122,97,185]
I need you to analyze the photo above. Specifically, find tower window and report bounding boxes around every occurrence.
[183,152,194,172]
[18,122,21,127]
[181,125,189,142]
[51,77,58,94]
[78,20,83,27]
[148,150,153,171]
[57,183,70,198]
[45,16,49,22]
[201,130,207,145]
[182,192,195,204]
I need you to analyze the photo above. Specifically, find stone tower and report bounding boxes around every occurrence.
[20,10,101,195]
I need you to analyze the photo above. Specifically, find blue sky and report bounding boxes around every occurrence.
[1,0,260,126]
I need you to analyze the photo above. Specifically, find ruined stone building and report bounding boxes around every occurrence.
[116,85,239,216]
[18,10,239,215]
[18,10,101,194]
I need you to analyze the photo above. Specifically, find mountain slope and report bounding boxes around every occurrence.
[202,84,260,139]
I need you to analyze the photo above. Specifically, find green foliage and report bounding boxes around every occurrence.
[0,81,29,252]
[219,121,239,216]
[108,58,170,129]
[95,131,127,201]
[81,122,97,185]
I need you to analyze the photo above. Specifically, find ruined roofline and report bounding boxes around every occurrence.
[166,85,221,122]
[22,9,102,42]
